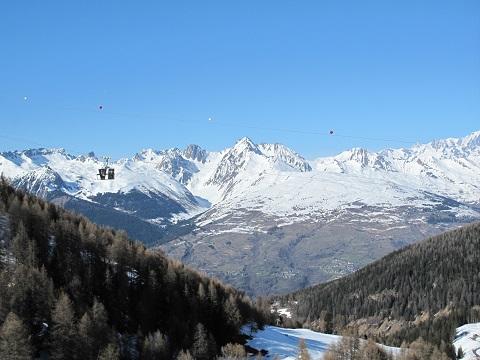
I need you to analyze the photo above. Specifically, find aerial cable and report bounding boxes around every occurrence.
[2,94,421,146]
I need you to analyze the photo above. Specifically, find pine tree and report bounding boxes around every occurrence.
[176,349,194,360]
[359,339,389,360]
[295,339,310,360]
[220,343,247,359]
[0,312,33,360]
[79,312,95,359]
[8,265,54,331]
[142,330,169,360]
[50,292,80,360]
[192,323,210,360]
[89,299,110,356]
[323,311,333,334]
[224,295,242,331]
[79,306,110,360]
[12,221,36,266]
[208,281,218,307]
[98,342,120,360]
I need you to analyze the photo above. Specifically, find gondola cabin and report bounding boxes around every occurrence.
[97,157,115,180]
[98,168,107,180]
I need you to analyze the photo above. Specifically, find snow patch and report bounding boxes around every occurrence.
[244,326,400,359]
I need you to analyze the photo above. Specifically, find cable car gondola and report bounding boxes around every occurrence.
[97,157,115,180]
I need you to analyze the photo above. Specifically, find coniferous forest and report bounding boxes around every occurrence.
[0,178,269,359]
[279,222,480,358]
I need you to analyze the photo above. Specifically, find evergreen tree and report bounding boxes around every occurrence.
[98,342,120,360]
[50,292,79,360]
[79,305,110,360]
[0,312,33,360]
[323,311,333,334]
[192,323,210,360]
[79,312,95,359]
[142,330,169,360]
[359,339,389,360]
[12,221,36,267]
[8,265,54,332]
[78,299,111,359]
[220,343,247,359]
[176,349,194,360]
[224,295,242,331]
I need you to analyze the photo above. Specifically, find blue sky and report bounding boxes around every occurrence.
[0,1,479,159]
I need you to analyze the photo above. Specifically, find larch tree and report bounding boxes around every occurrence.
[50,292,80,360]
[0,312,33,360]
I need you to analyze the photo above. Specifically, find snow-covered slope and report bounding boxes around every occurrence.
[184,132,480,231]
[0,148,206,245]
[244,326,400,359]
[1,148,202,211]
[454,323,480,360]
[161,132,480,295]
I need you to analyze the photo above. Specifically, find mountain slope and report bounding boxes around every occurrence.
[277,222,480,352]
[0,179,268,358]
[162,132,480,295]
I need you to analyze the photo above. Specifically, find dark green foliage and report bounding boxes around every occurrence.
[280,222,480,355]
[0,179,269,358]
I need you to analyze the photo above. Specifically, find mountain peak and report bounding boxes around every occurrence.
[258,143,312,172]
[183,144,207,163]
[13,165,67,198]
[462,130,480,149]
[235,136,256,147]
[232,137,261,155]
[21,148,68,157]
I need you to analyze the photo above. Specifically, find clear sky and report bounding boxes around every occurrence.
[0,1,479,159]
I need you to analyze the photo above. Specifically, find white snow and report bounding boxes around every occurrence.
[0,149,207,220]
[276,308,292,318]
[454,323,480,360]
[244,325,400,359]
[1,131,480,230]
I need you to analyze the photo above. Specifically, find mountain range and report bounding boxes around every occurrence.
[1,131,480,295]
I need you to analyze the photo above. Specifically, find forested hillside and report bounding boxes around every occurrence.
[0,178,269,359]
[279,222,480,358]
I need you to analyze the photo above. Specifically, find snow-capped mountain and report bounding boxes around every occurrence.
[1,131,480,295]
[0,147,206,244]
